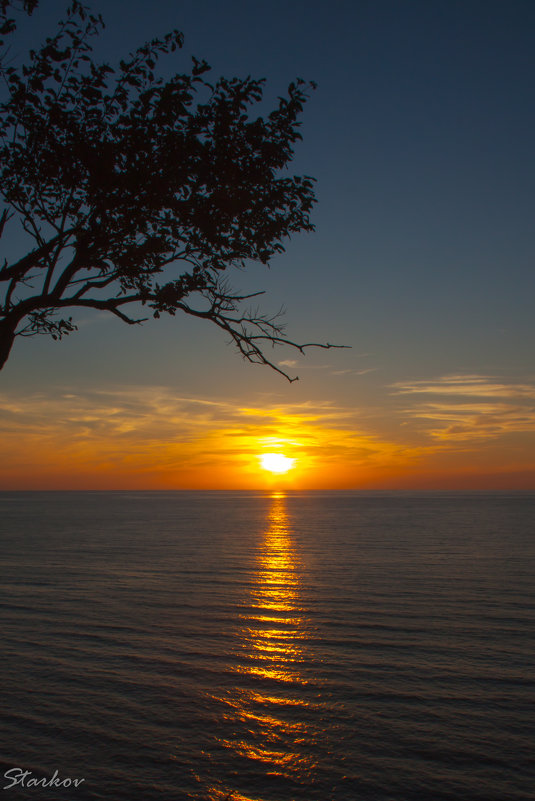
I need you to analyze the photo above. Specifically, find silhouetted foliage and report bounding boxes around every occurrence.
[0,0,38,47]
[0,1,339,378]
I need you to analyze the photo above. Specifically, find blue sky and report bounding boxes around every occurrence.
[1,0,534,488]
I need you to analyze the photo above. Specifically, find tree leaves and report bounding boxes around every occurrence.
[0,1,337,377]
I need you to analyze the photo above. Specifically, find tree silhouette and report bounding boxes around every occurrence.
[0,0,38,44]
[0,1,340,378]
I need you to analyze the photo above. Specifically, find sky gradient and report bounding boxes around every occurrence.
[1,0,534,489]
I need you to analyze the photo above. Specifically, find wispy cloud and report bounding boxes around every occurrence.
[277,360,331,371]
[393,374,535,399]
[331,368,378,376]
[392,374,535,441]
[0,386,417,487]
[3,375,534,488]
[277,359,298,368]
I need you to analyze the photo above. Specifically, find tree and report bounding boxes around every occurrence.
[0,1,340,379]
[0,0,38,45]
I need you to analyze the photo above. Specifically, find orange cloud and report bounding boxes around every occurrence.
[391,374,535,442]
[0,387,418,489]
[1,377,534,489]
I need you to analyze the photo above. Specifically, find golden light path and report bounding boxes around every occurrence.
[207,493,318,801]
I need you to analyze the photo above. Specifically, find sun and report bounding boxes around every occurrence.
[259,453,296,474]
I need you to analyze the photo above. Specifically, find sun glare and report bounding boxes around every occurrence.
[259,453,296,474]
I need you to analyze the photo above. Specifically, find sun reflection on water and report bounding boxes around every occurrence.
[236,493,307,684]
[206,493,318,801]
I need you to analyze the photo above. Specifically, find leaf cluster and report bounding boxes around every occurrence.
[0,0,38,49]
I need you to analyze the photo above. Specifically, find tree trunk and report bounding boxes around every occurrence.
[0,317,19,370]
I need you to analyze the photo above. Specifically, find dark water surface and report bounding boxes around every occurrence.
[0,491,533,800]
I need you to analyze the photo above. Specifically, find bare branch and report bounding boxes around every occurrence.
[0,207,11,237]
[166,284,349,382]
[71,273,119,298]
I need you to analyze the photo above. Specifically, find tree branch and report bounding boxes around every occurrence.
[0,231,65,281]
[168,288,349,382]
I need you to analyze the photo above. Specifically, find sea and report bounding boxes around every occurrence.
[0,490,533,801]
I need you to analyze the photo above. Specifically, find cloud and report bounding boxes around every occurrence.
[331,368,378,376]
[2,379,534,488]
[392,374,535,399]
[392,374,535,441]
[0,386,416,488]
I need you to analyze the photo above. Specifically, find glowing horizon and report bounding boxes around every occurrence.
[0,380,534,491]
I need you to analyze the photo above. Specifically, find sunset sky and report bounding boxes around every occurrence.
[1,0,534,489]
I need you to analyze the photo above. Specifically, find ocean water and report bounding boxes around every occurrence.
[0,490,533,801]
